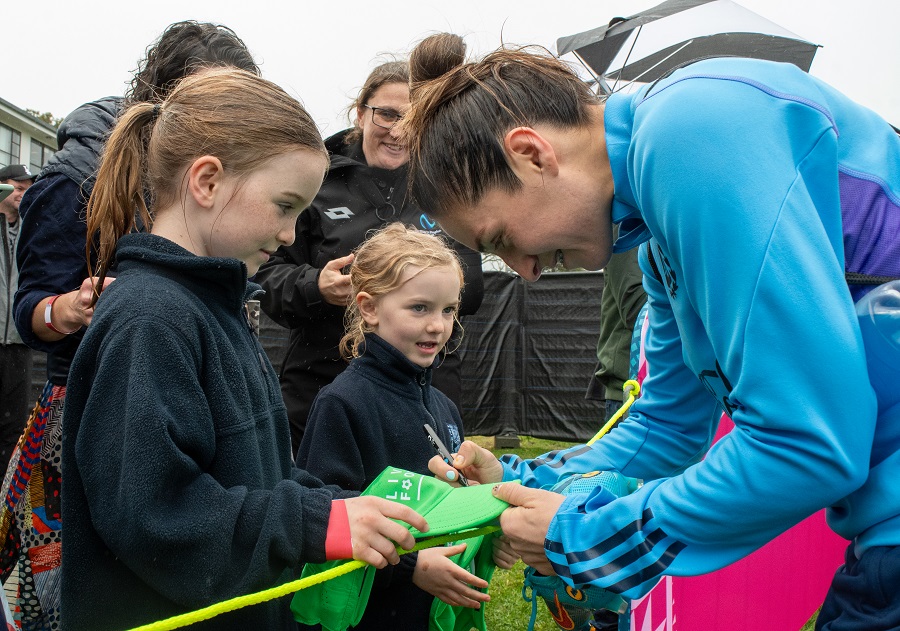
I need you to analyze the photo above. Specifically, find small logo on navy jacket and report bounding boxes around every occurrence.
[446,424,462,452]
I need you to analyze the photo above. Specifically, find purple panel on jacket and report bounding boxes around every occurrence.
[840,171,900,301]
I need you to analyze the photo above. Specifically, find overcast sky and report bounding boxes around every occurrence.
[6,0,899,136]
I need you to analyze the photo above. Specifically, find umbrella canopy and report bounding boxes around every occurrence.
[557,0,820,93]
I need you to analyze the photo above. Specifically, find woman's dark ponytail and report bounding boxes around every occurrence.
[409,33,466,96]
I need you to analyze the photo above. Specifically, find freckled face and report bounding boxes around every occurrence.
[207,149,326,275]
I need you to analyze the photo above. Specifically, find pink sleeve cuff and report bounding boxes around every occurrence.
[325,499,353,560]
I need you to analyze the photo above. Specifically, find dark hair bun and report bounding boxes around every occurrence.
[410,33,466,85]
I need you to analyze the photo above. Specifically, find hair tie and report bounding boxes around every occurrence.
[151,103,161,119]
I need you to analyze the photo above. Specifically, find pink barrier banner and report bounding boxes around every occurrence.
[630,415,846,630]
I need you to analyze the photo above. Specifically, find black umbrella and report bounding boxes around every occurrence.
[557,0,820,94]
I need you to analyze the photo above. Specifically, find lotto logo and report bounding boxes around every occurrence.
[324,207,354,220]
[383,469,424,503]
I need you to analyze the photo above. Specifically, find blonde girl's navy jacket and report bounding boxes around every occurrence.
[60,233,350,631]
[297,332,464,631]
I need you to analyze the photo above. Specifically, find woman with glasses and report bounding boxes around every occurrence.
[256,59,483,453]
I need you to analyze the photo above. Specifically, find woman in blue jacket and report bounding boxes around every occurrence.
[404,33,900,631]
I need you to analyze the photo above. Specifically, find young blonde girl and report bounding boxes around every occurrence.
[296,223,491,630]
[60,68,426,631]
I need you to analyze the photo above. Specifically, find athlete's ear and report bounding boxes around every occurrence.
[357,292,378,327]
[186,155,225,209]
[504,127,560,182]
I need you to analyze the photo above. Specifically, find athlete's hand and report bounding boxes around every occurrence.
[428,440,504,486]
[343,496,428,568]
[318,253,355,306]
[493,483,566,575]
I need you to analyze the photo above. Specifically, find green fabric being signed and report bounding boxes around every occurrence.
[292,467,511,631]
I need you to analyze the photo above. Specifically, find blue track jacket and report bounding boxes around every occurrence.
[502,58,900,598]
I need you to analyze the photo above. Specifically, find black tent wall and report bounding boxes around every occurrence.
[459,271,606,441]
[27,271,607,443]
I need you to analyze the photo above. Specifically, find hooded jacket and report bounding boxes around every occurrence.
[14,96,122,382]
[41,96,121,196]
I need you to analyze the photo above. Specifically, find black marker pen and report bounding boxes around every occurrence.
[423,423,469,486]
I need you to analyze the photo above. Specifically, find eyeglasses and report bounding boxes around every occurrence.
[363,105,404,129]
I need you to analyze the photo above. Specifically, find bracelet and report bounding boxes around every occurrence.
[44,295,78,335]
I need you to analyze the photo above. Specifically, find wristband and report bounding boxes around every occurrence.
[44,295,78,335]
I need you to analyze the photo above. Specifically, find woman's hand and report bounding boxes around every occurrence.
[317,253,355,306]
[32,276,115,341]
[492,484,566,575]
[413,544,490,609]
[343,496,428,568]
[428,440,504,486]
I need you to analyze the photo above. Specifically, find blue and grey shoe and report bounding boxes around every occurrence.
[523,565,628,631]
[522,470,640,631]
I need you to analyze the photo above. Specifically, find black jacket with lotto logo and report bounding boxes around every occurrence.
[255,130,484,450]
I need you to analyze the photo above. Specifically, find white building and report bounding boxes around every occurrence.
[0,95,57,173]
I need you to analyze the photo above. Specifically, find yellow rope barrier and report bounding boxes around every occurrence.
[586,379,641,446]
[120,381,642,630]
[125,525,500,631]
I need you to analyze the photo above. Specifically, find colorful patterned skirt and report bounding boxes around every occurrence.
[0,382,64,631]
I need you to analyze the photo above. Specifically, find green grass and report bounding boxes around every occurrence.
[483,559,555,631]
[470,434,576,461]
[470,436,822,631]
[801,609,819,631]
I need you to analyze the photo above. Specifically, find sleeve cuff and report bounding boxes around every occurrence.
[325,499,353,560]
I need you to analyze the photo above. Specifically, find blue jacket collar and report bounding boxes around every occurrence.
[605,92,652,253]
